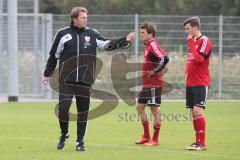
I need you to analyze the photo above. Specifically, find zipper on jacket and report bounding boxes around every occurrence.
[76,34,80,82]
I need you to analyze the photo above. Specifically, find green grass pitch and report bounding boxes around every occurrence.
[0,101,240,160]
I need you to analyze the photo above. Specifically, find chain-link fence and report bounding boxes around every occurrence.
[0,12,240,100]
[50,14,240,99]
[0,0,48,99]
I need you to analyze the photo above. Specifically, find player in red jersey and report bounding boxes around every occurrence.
[135,22,169,146]
[183,16,212,151]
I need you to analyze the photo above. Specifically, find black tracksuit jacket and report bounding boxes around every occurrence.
[44,25,126,85]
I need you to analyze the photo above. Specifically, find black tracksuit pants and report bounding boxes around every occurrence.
[58,82,91,142]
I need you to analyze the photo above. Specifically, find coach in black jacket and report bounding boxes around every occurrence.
[42,7,135,152]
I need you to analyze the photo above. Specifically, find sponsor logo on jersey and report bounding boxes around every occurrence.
[187,52,195,60]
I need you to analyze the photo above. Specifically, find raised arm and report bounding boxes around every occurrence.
[187,36,211,63]
[93,29,135,50]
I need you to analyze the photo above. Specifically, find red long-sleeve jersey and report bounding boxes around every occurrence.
[186,35,212,86]
[142,39,168,88]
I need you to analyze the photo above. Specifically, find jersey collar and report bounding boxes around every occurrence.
[144,38,154,45]
[196,35,203,41]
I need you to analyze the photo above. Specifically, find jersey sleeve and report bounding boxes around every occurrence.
[199,37,212,57]
[149,41,165,58]
[149,41,169,73]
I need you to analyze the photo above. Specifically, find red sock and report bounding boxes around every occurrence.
[142,122,150,139]
[152,124,160,142]
[199,116,206,145]
[193,115,206,145]
[193,116,200,144]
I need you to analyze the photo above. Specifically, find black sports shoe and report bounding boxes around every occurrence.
[57,133,69,150]
[76,141,86,152]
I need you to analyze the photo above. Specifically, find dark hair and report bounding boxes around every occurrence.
[183,16,201,29]
[140,22,156,37]
[70,7,88,25]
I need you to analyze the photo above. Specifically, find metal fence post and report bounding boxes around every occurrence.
[44,13,53,100]
[0,0,3,95]
[8,0,19,101]
[218,15,223,98]
[134,13,139,99]
[33,0,39,94]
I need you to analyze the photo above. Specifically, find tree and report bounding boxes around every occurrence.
[39,0,240,16]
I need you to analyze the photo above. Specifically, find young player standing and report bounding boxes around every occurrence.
[183,16,212,151]
[135,22,169,146]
